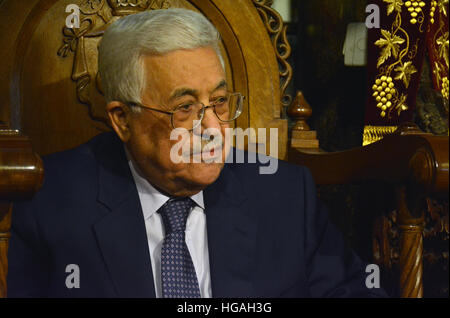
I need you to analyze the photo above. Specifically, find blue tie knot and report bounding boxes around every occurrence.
[158,197,194,234]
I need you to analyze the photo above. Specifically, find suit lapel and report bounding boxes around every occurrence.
[204,165,257,298]
[92,133,156,298]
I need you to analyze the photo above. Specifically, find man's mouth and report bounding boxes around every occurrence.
[192,144,222,156]
[182,142,223,159]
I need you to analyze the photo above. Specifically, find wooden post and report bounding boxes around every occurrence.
[0,130,44,298]
[287,91,319,150]
[0,203,11,298]
[396,186,424,297]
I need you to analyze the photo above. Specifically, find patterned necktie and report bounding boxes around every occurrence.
[158,197,201,298]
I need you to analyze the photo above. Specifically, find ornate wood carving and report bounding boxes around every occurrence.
[397,186,424,298]
[373,210,400,270]
[375,197,449,297]
[252,0,293,108]
[423,197,449,296]
[57,0,171,128]
[424,198,449,239]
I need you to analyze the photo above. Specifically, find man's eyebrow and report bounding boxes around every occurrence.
[169,80,227,101]
[212,80,227,92]
[169,87,199,101]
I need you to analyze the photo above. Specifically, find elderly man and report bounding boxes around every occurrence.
[7,8,386,298]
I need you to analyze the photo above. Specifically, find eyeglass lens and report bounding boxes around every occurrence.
[172,93,243,130]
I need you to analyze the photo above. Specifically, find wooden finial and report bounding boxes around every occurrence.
[287,91,313,131]
[287,91,319,149]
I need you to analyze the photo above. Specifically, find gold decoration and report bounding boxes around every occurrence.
[372,76,396,117]
[438,0,448,16]
[395,93,409,115]
[430,0,449,107]
[375,29,405,67]
[436,31,449,68]
[442,77,449,99]
[433,61,442,84]
[429,0,448,24]
[404,0,426,24]
[371,0,424,119]
[394,61,418,88]
[363,125,398,146]
[385,0,405,15]
[430,0,438,23]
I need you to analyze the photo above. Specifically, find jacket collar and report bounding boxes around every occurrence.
[204,159,257,298]
[92,132,156,297]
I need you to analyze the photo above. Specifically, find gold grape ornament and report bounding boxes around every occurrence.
[404,0,426,24]
[442,77,449,100]
[372,76,397,117]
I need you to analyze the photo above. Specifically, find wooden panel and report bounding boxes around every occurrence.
[0,0,40,127]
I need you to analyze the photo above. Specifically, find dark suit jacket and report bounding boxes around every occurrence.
[7,132,386,297]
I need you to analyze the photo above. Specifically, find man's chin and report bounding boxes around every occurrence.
[185,162,224,188]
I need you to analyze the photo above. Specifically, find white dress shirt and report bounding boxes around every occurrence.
[126,149,212,298]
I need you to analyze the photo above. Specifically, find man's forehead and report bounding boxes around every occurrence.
[169,80,227,100]
[141,47,226,102]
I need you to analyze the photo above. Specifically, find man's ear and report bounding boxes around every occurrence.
[106,101,132,142]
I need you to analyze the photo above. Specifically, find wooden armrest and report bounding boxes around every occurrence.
[288,133,448,197]
[0,130,44,200]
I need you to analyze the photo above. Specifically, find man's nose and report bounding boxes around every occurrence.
[200,106,221,131]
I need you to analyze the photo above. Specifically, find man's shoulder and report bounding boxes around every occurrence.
[38,132,121,194]
[43,132,118,170]
[226,148,310,176]
[223,148,314,191]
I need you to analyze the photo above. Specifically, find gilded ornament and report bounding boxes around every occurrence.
[430,1,438,23]
[404,0,425,24]
[436,32,449,69]
[372,76,399,117]
[384,0,405,15]
[363,125,398,145]
[394,61,418,88]
[437,0,448,16]
[395,94,409,115]
[375,29,405,67]
[442,77,449,99]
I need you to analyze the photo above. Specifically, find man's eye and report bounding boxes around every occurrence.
[178,104,194,112]
[213,96,228,104]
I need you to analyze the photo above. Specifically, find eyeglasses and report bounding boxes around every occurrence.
[126,92,244,131]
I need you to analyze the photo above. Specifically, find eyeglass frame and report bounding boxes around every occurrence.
[125,92,244,131]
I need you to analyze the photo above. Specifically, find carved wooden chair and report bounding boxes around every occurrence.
[0,0,448,298]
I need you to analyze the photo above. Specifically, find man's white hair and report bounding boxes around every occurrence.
[98,8,224,106]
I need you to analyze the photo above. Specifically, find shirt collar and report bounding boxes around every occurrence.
[125,146,205,220]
